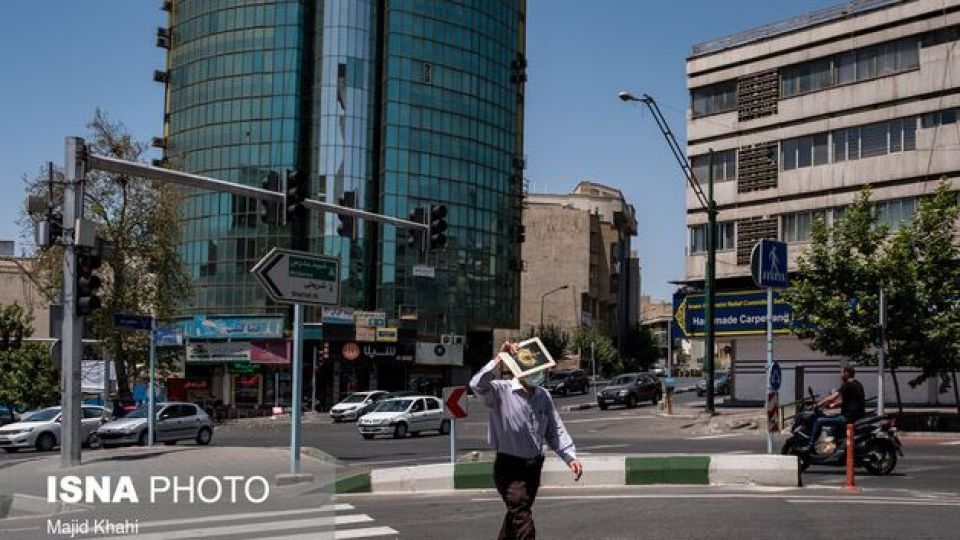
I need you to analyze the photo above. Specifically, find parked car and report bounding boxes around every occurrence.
[329,391,389,423]
[544,370,589,396]
[0,405,108,452]
[651,365,667,376]
[357,396,449,439]
[0,405,15,426]
[696,372,731,397]
[596,373,662,410]
[97,402,213,447]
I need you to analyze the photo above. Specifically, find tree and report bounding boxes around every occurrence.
[785,182,960,413]
[0,303,59,410]
[882,182,960,413]
[570,326,619,377]
[522,324,569,361]
[20,110,191,398]
[620,323,660,373]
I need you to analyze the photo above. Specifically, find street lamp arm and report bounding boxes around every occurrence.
[619,91,710,212]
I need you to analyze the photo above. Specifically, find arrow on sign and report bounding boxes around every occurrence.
[251,248,341,306]
[443,386,467,419]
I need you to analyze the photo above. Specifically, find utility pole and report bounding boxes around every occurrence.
[61,137,86,466]
[704,151,717,415]
[618,91,718,415]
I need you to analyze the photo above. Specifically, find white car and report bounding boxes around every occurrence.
[329,391,388,423]
[357,396,449,439]
[0,406,108,452]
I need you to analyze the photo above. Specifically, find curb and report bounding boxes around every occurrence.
[332,454,799,495]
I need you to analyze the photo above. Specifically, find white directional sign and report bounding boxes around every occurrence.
[251,248,340,306]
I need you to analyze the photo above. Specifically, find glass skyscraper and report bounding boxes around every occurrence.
[162,0,525,343]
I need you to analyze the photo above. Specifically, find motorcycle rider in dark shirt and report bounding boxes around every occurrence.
[802,365,866,453]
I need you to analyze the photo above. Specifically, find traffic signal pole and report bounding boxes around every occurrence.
[61,137,86,466]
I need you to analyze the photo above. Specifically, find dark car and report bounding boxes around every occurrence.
[696,372,731,397]
[544,370,589,396]
[596,373,662,410]
[0,405,15,426]
[386,390,419,399]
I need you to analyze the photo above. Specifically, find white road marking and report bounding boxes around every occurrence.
[578,444,630,451]
[939,440,960,446]
[333,526,401,539]
[687,434,741,440]
[471,493,960,505]
[355,457,447,466]
[134,504,353,529]
[787,499,960,507]
[93,514,373,540]
[564,416,654,425]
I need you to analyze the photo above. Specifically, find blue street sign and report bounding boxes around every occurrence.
[770,361,782,392]
[153,327,184,347]
[114,313,153,331]
[752,239,788,288]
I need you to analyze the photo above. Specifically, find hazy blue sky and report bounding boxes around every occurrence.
[0,1,838,301]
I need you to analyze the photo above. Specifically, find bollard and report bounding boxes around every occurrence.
[844,423,856,492]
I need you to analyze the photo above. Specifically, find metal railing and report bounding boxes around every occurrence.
[691,0,903,57]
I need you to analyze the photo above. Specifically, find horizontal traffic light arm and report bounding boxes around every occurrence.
[87,153,429,232]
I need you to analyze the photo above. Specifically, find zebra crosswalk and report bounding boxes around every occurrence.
[88,503,398,540]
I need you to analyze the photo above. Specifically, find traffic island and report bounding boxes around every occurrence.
[333,454,800,495]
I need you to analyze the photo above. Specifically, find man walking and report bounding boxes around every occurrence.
[470,342,583,540]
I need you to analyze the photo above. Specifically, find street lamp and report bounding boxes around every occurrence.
[619,90,718,415]
[540,285,570,328]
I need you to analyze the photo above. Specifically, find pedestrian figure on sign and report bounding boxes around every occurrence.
[470,342,583,540]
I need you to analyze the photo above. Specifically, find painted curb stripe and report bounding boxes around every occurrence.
[455,462,494,489]
[626,456,710,485]
[335,473,372,494]
[0,494,10,519]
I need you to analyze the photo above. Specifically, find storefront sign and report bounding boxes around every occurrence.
[228,362,257,374]
[153,327,184,347]
[183,380,208,390]
[355,326,376,342]
[416,342,464,366]
[342,342,361,361]
[322,307,355,325]
[375,328,398,342]
[354,311,386,327]
[186,341,251,363]
[360,343,415,362]
[250,340,290,365]
[672,289,794,338]
[176,316,284,340]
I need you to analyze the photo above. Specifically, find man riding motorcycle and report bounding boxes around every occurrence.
[801,365,865,453]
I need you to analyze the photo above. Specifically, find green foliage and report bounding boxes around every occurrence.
[0,303,59,410]
[571,326,620,377]
[20,110,191,396]
[785,181,960,401]
[522,324,569,361]
[620,323,661,373]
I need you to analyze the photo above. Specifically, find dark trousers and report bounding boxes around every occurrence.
[493,452,544,540]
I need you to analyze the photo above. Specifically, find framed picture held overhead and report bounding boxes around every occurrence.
[498,337,556,379]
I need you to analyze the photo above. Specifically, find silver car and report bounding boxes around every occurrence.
[357,396,448,439]
[0,406,108,452]
[329,391,389,422]
[97,402,213,447]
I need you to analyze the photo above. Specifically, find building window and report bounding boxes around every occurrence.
[781,133,829,171]
[691,80,737,117]
[781,37,919,98]
[690,149,737,184]
[875,198,917,231]
[921,108,958,128]
[782,211,826,243]
[689,222,734,254]
[830,118,915,163]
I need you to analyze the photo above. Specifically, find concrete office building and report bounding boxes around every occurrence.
[158,0,527,408]
[683,0,960,405]
[516,181,638,347]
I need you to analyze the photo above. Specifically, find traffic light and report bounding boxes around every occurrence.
[407,206,426,254]
[285,169,307,223]
[337,190,356,238]
[76,253,103,316]
[428,204,448,250]
[259,171,281,226]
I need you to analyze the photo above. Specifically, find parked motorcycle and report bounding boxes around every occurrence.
[781,387,902,475]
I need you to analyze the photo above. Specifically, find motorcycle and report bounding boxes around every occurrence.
[781,387,903,475]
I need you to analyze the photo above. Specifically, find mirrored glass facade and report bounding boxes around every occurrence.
[165,0,525,335]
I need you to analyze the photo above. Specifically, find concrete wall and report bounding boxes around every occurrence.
[0,258,51,339]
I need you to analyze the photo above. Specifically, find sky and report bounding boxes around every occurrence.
[0,0,840,302]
